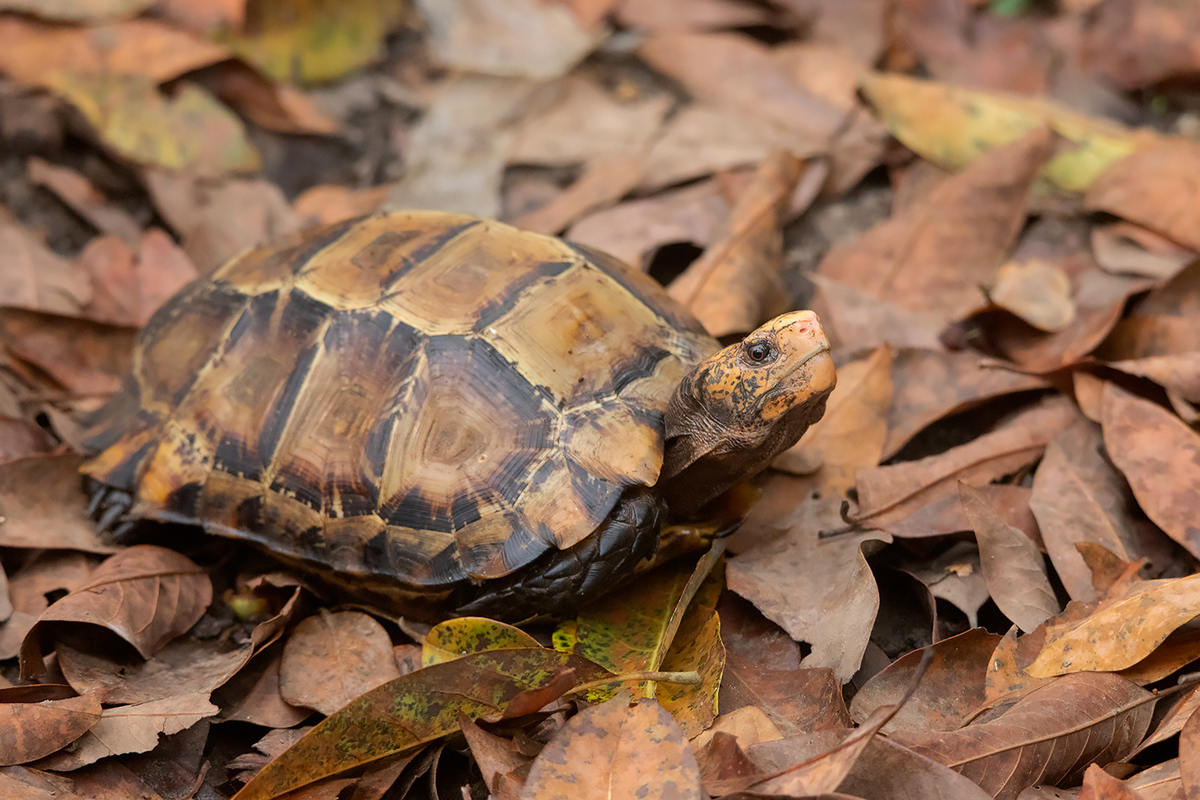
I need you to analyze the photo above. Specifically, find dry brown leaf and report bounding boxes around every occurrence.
[727,496,888,682]
[566,178,729,269]
[20,545,212,680]
[278,611,401,716]
[218,654,310,729]
[849,628,1002,734]
[522,696,701,799]
[293,184,390,228]
[1020,573,1200,677]
[26,157,141,248]
[1105,353,1200,405]
[987,259,1076,332]
[839,736,995,800]
[1080,0,1200,90]
[961,482,1058,633]
[1078,762,1150,800]
[614,0,773,31]
[0,694,101,766]
[421,0,602,80]
[818,127,1050,330]
[638,31,845,151]
[513,153,644,235]
[1030,420,1140,603]
[79,230,197,328]
[508,74,670,167]
[0,17,228,87]
[0,217,92,316]
[386,74,540,219]
[883,348,1048,460]
[856,395,1081,524]
[773,344,893,498]
[1101,382,1200,560]
[1091,221,1195,281]
[459,713,531,797]
[0,455,120,554]
[1087,139,1200,253]
[899,542,992,627]
[810,275,946,353]
[892,672,1155,800]
[33,692,217,770]
[667,152,803,337]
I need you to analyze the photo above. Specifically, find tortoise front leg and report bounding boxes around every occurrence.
[455,487,665,622]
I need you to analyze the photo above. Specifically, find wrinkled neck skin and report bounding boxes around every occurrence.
[657,312,835,517]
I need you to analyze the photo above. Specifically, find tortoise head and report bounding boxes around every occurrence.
[658,310,835,515]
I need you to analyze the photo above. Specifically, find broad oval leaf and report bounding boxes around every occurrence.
[231,648,612,800]
[0,693,101,766]
[422,617,540,667]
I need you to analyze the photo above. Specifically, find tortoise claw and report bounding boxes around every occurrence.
[85,479,133,535]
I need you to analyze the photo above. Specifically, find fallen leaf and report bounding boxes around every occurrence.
[892,672,1156,800]
[961,483,1058,633]
[1106,353,1200,405]
[1087,139,1200,253]
[421,0,601,80]
[386,74,540,219]
[899,542,993,628]
[521,696,702,800]
[810,276,946,353]
[856,395,1080,525]
[817,127,1050,330]
[639,32,845,153]
[279,611,401,716]
[849,628,1002,734]
[223,0,407,84]
[41,73,260,177]
[727,497,888,682]
[0,455,120,553]
[1078,762,1148,800]
[422,617,540,667]
[293,184,390,227]
[191,60,340,136]
[513,153,644,235]
[1091,221,1194,281]
[566,178,729,270]
[0,17,228,86]
[508,74,670,167]
[1080,0,1200,89]
[861,71,1157,192]
[987,259,1076,332]
[668,151,802,336]
[1020,573,1200,678]
[1030,420,1140,602]
[1101,382,1200,560]
[459,713,531,797]
[614,0,773,31]
[0,694,102,766]
[217,654,310,729]
[839,736,995,800]
[773,344,893,497]
[26,157,141,247]
[0,217,92,315]
[21,545,212,680]
[33,692,216,770]
[231,649,613,800]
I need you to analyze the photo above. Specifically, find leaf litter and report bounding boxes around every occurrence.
[4,0,1200,798]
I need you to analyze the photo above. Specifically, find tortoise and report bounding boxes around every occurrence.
[82,210,835,619]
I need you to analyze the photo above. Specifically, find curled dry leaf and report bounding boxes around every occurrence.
[961,482,1058,634]
[1106,353,1200,405]
[1091,221,1195,281]
[892,672,1156,800]
[279,611,401,716]
[0,694,102,766]
[839,736,995,800]
[667,151,803,337]
[0,216,92,316]
[521,696,702,800]
[513,153,645,236]
[1101,382,1200,559]
[26,157,141,248]
[20,545,212,681]
[1077,762,1147,800]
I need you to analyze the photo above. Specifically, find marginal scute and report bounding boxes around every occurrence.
[82,211,717,592]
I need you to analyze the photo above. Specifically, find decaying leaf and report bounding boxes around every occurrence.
[0,694,102,766]
[278,611,401,715]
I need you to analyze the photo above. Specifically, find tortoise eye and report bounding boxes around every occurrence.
[745,340,775,364]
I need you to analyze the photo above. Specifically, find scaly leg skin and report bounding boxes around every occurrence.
[83,478,138,541]
[455,487,666,622]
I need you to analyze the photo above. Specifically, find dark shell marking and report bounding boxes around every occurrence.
[83,211,716,590]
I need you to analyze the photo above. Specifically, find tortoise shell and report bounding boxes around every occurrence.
[83,211,717,593]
